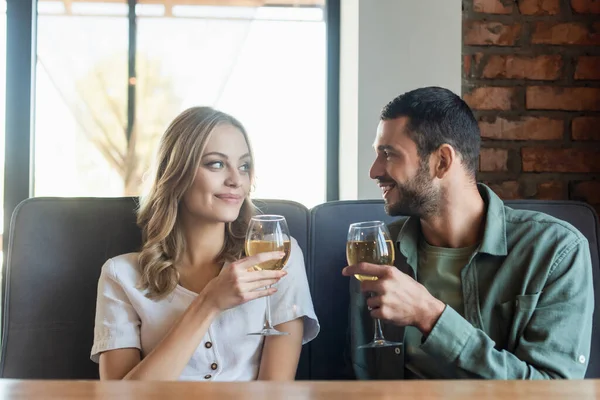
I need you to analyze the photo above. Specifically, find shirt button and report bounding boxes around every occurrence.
[211,363,218,370]
[205,342,212,349]
[204,374,211,380]
[394,347,401,355]
[579,355,586,364]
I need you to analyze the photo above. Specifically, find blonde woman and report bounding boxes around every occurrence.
[90,107,319,381]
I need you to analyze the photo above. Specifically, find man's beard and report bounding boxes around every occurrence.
[384,163,440,218]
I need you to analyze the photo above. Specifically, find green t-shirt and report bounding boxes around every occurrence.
[404,239,477,379]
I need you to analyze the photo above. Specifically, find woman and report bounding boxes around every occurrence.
[91,107,319,381]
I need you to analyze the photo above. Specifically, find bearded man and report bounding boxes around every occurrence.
[343,87,594,380]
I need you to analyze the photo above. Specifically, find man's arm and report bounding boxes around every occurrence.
[421,237,594,379]
[344,237,594,379]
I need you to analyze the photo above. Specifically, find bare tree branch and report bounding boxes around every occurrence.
[94,67,128,132]
[37,56,125,172]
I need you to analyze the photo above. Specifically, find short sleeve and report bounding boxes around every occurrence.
[90,258,141,363]
[270,237,320,344]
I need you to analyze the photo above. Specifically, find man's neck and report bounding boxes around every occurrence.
[419,183,486,249]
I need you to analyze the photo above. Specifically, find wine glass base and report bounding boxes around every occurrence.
[358,340,403,349]
[248,328,289,336]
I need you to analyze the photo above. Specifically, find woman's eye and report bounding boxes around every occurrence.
[240,163,251,172]
[206,161,224,169]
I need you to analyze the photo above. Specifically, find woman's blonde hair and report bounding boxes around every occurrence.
[136,106,255,299]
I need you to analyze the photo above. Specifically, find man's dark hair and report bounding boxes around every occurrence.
[380,86,480,176]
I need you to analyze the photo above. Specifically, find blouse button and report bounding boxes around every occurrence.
[204,374,211,380]
[205,342,213,349]
[211,363,218,370]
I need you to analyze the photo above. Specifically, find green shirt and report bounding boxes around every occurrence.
[349,183,594,379]
[404,240,477,379]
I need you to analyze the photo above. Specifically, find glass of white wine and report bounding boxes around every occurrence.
[347,221,402,349]
[245,215,291,336]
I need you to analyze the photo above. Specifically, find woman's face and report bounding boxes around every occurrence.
[181,124,252,224]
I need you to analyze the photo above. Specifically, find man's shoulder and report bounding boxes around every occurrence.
[503,206,589,263]
[504,206,587,243]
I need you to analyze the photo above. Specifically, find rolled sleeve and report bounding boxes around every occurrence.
[270,237,320,344]
[420,305,475,363]
[90,259,141,363]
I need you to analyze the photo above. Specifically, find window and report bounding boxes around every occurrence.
[34,0,327,207]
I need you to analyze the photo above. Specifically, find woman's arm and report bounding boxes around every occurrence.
[257,318,304,380]
[100,294,218,380]
[98,251,287,380]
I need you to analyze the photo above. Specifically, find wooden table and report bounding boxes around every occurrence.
[0,379,597,399]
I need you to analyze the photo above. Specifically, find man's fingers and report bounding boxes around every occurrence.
[342,262,390,278]
[360,280,381,294]
[370,306,391,321]
[366,295,382,310]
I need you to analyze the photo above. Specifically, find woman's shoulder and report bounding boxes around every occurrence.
[101,252,141,287]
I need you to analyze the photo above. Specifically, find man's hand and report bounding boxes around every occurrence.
[343,262,446,336]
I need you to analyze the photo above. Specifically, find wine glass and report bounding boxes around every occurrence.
[245,215,291,336]
[347,221,402,348]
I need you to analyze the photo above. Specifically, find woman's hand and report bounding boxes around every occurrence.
[201,251,287,312]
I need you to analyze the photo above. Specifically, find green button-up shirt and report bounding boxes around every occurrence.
[349,184,594,379]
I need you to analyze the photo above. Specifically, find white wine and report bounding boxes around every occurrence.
[245,240,291,271]
[346,240,395,281]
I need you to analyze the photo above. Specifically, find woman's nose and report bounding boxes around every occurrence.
[225,168,242,188]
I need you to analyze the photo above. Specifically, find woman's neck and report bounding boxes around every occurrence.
[179,216,226,270]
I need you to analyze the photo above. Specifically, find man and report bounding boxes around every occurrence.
[343,86,594,379]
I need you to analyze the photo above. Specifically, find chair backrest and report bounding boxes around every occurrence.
[308,199,600,380]
[0,197,310,380]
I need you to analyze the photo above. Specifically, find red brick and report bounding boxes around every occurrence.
[464,21,522,46]
[572,181,600,204]
[480,148,509,172]
[532,22,600,45]
[463,55,472,77]
[526,87,600,111]
[522,148,600,172]
[485,181,520,200]
[464,87,518,110]
[481,55,562,80]
[519,0,561,14]
[572,117,600,140]
[474,53,485,68]
[575,56,600,80]
[534,181,566,200]
[474,0,513,13]
[479,117,563,140]
[571,0,600,13]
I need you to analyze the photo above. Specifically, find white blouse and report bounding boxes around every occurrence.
[90,237,319,381]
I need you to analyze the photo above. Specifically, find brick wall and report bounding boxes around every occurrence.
[462,0,600,216]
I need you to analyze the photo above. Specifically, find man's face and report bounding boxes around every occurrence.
[369,117,440,217]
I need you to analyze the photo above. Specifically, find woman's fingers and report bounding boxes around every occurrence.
[234,251,285,273]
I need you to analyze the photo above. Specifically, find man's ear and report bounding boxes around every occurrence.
[433,144,455,179]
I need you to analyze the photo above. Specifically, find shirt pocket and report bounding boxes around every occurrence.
[496,292,542,351]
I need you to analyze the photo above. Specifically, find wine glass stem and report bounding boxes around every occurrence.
[264,285,274,330]
[367,291,385,343]
[373,318,385,343]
